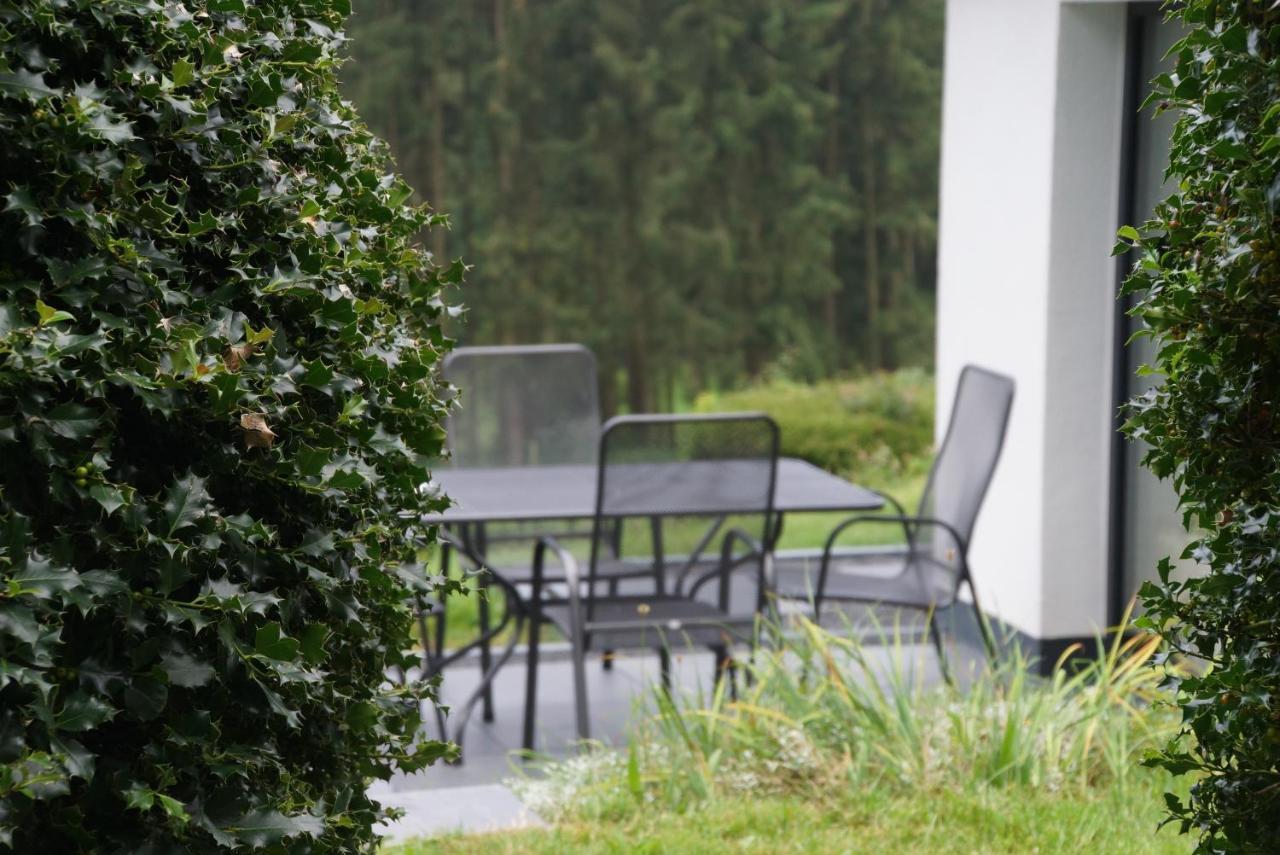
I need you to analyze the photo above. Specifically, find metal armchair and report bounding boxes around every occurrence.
[521,413,780,748]
[780,365,1015,677]
[425,344,635,722]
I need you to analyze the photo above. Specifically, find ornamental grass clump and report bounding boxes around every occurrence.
[511,616,1177,823]
[0,1,461,851]
[1117,2,1280,850]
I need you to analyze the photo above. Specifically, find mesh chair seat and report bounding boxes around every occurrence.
[541,595,752,651]
[776,551,956,610]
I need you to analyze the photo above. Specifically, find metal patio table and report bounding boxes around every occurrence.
[419,457,883,746]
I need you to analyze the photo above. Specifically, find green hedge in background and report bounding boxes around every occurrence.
[693,369,934,486]
[1119,1,1280,850]
[0,1,459,850]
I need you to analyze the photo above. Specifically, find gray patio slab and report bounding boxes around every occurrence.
[372,782,545,842]
[382,643,733,792]
[384,605,973,794]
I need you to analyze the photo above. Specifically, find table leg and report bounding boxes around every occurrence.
[476,578,494,727]
[429,529,529,760]
[522,596,540,752]
[448,584,525,756]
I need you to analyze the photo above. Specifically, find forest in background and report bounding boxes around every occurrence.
[342,0,944,414]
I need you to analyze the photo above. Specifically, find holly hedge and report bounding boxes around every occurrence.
[0,1,460,850]
[1121,1,1280,851]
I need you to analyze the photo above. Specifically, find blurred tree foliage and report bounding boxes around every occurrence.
[343,0,943,413]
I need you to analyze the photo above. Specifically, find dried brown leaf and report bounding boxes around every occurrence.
[224,342,254,372]
[240,412,277,449]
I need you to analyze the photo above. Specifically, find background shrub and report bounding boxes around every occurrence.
[692,369,935,486]
[0,1,459,850]
[1120,2,1280,849]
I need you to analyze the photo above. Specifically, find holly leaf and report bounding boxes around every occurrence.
[0,602,40,644]
[296,529,333,558]
[298,624,330,665]
[254,623,299,662]
[55,693,116,732]
[45,255,109,286]
[222,809,323,848]
[124,676,168,721]
[43,403,98,439]
[160,652,215,688]
[13,555,80,596]
[79,570,129,598]
[244,324,275,345]
[125,783,155,811]
[386,180,414,208]
[35,299,74,326]
[4,187,42,226]
[89,484,126,515]
[0,68,60,100]
[49,734,95,780]
[88,111,135,143]
[172,58,196,88]
[163,473,212,536]
[76,658,124,693]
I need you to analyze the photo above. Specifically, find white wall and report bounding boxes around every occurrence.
[936,0,1128,640]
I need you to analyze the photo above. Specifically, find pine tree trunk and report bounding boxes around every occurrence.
[859,0,881,370]
[823,69,841,355]
[626,332,649,414]
[428,13,446,260]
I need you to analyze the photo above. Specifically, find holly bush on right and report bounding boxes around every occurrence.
[1120,2,1280,851]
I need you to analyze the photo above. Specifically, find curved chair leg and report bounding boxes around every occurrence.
[927,609,954,687]
[571,639,590,742]
[449,605,525,760]
[414,600,432,675]
[433,543,451,663]
[477,576,495,722]
[433,603,447,667]
[658,647,672,692]
[602,577,619,671]
[711,645,737,701]
[966,576,998,663]
[522,608,540,753]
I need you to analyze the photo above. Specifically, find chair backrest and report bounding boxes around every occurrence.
[915,365,1015,549]
[586,413,780,613]
[442,344,600,468]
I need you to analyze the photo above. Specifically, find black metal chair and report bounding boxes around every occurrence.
[777,365,1014,678]
[418,345,602,720]
[425,344,642,725]
[523,413,780,747]
[443,344,602,470]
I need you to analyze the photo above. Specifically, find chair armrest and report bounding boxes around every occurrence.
[822,514,968,560]
[686,527,765,605]
[531,535,583,639]
[871,490,909,519]
[530,535,581,596]
[814,514,970,609]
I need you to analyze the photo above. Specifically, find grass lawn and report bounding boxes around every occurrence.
[392,607,1192,855]
[386,773,1191,854]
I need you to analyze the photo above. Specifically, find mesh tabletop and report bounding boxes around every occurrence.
[423,457,882,523]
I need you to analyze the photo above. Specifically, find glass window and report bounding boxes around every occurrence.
[1119,9,1192,606]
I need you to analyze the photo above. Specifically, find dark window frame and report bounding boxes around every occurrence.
[1108,2,1169,625]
